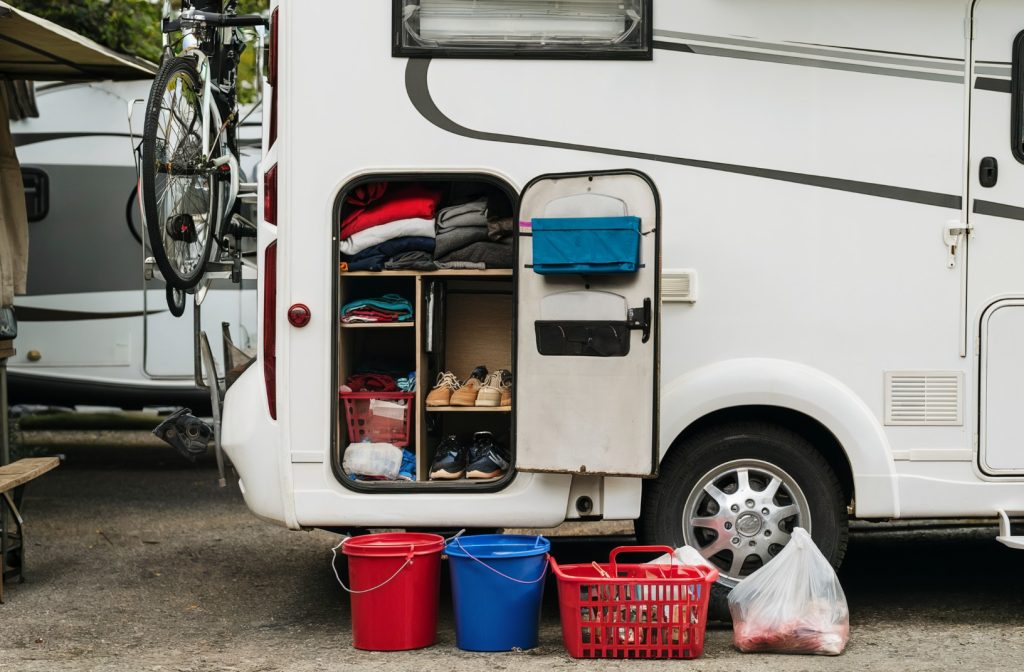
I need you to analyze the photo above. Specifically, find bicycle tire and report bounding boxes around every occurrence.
[141,56,218,290]
[166,284,187,318]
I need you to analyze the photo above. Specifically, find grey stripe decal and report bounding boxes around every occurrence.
[654,30,965,71]
[13,131,134,147]
[405,59,962,211]
[652,40,693,54]
[975,77,1012,93]
[976,65,1013,77]
[14,307,157,322]
[974,200,1024,222]
[676,42,963,83]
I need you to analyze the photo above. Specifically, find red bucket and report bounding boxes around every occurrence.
[340,532,445,651]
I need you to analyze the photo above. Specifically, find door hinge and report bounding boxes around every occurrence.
[944,221,973,269]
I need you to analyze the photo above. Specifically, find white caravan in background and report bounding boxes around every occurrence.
[219,0,1024,613]
[8,80,258,409]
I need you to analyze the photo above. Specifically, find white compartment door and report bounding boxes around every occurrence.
[515,171,659,476]
[969,1,1024,474]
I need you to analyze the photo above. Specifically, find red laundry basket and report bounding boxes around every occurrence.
[340,391,414,446]
[550,546,719,659]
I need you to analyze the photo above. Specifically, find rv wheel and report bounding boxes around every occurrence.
[638,422,848,621]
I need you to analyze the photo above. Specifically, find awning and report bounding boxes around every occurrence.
[0,1,156,81]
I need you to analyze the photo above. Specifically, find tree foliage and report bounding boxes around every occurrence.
[12,1,269,100]
[11,1,269,64]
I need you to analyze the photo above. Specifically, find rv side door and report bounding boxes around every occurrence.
[515,171,660,476]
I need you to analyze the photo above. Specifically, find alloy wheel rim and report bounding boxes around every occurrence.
[681,458,810,586]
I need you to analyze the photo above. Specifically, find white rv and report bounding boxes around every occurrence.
[9,80,259,409]
[221,0,1024,611]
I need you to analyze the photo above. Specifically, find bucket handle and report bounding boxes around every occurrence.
[330,538,416,595]
[451,536,549,585]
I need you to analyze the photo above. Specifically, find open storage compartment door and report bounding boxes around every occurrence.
[515,171,660,476]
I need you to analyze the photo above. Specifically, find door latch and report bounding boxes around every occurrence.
[943,221,972,269]
[626,297,652,343]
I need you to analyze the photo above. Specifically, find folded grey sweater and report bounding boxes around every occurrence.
[434,225,490,258]
[436,197,488,230]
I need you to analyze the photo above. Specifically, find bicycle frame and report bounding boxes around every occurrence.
[162,1,243,232]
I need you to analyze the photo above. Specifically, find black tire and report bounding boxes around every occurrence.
[166,284,186,318]
[638,422,848,621]
[141,56,218,290]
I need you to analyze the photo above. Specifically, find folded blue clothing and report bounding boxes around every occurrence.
[345,254,387,271]
[342,236,436,263]
[341,293,413,319]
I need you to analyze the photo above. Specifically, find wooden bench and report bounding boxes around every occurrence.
[0,457,60,602]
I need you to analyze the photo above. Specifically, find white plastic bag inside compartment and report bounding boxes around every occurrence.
[343,442,403,480]
[368,398,408,421]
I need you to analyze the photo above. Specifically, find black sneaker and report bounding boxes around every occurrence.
[429,435,466,480]
[466,431,509,479]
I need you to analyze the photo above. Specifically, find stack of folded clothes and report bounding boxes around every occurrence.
[340,183,442,271]
[385,195,514,271]
[340,294,413,324]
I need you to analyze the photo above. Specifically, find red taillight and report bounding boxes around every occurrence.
[268,7,278,146]
[263,241,278,419]
[264,163,277,225]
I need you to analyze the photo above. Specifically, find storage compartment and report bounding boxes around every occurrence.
[535,321,631,357]
[333,175,516,489]
[531,216,641,275]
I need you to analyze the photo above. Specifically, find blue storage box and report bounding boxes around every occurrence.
[531,216,641,275]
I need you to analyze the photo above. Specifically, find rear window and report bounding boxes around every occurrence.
[393,0,652,60]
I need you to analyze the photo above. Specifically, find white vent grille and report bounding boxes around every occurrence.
[662,269,697,303]
[884,371,963,426]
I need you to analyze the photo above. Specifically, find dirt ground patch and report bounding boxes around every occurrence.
[1,442,1023,671]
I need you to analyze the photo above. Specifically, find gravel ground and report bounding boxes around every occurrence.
[1,440,1023,672]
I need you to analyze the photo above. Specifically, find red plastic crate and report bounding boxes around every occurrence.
[550,546,719,659]
[340,391,414,447]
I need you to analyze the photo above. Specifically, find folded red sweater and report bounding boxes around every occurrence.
[341,184,443,239]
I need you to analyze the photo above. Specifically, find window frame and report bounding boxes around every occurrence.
[391,0,653,61]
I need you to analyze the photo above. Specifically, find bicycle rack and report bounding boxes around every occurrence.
[194,298,229,488]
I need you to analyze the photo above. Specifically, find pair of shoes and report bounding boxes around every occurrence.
[426,366,488,406]
[476,369,512,407]
[429,432,510,480]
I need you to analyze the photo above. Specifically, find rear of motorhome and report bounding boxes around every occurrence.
[221,0,1024,608]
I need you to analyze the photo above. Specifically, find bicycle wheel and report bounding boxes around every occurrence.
[142,56,218,290]
[166,284,187,317]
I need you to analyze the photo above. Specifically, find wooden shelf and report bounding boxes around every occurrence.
[341,269,513,277]
[425,405,512,413]
[340,321,414,329]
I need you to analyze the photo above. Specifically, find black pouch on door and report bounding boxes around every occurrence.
[535,321,630,357]
[0,306,16,340]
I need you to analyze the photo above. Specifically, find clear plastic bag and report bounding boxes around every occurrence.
[342,442,403,480]
[727,527,849,655]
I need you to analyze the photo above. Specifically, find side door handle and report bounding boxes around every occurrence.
[980,156,999,188]
[627,297,652,343]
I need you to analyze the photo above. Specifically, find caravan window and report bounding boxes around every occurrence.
[393,0,652,59]
[1013,30,1024,163]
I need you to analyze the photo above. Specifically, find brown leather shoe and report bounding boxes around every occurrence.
[425,371,461,407]
[449,366,488,406]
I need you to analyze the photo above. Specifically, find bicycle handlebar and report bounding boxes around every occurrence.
[163,11,267,33]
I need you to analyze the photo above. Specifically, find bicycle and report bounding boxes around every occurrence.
[140,0,266,298]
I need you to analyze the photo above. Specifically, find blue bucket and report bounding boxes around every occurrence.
[445,534,551,652]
